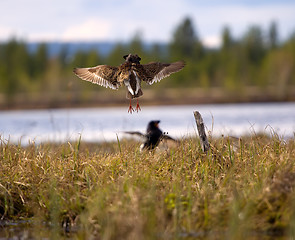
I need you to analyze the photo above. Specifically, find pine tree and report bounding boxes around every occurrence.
[169,17,200,60]
[268,21,279,49]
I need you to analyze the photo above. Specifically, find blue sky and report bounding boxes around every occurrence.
[1,0,295,47]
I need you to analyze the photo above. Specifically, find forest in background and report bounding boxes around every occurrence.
[0,17,295,109]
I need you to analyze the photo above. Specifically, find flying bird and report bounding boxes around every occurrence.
[124,120,178,151]
[73,54,185,113]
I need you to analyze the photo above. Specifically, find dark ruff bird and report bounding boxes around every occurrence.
[124,120,177,151]
[73,54,185,113]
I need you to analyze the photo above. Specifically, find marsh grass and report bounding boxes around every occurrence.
[0,134,295,239]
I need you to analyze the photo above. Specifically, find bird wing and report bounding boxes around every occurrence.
[123,131,146,138]
[73,65,121,90]
[162,134,178,142]
[139,61,185,85]
[157,134,179,150]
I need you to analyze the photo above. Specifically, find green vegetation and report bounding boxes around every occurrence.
[0,17,295,108]
[1,134,295,239]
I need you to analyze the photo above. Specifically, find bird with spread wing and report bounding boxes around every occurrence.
[73,54,185,113]
[124,120,178,151]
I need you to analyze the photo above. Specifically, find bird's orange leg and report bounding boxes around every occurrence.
[135,99,141,112]
[128,99,134,113]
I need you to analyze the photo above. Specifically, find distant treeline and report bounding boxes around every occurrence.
[0,17,295,107]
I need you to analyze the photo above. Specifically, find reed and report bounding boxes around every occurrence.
[0,134,295,239]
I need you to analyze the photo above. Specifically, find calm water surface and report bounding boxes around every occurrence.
[0,102,294,144]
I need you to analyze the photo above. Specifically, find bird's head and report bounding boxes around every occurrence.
[123,54,141,64]
[147,120,160,131]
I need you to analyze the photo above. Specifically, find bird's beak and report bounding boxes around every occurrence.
[155,121,160,128]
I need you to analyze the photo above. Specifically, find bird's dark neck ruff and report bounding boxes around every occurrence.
[123,54,141,64]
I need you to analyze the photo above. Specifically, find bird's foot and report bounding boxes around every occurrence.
[128,102,134,113]
[135,101,141,112]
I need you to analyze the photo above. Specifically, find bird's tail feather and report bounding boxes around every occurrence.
[126,89,143,99]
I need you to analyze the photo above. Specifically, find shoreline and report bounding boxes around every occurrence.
[1,86,295,111]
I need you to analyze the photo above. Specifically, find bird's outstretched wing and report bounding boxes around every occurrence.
[73,65,121,89]
[162,134,178,142]
[139,61,185,85]
[123,131,146,138]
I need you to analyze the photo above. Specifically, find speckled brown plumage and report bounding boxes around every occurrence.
[73,54,185,113]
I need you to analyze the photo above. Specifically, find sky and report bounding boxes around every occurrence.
[1,0,295,47]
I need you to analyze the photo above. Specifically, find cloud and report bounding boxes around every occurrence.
[27,32,60,42]
[0,26,14,40]
[203,36,222,48]
[61,18,111,42]
[0,0,295,46]
[183,3,295,47]
[190,4,295,38]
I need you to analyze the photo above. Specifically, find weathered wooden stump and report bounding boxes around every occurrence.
[193,111,210,153]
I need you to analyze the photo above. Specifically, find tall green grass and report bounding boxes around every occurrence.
[0,134,295,239]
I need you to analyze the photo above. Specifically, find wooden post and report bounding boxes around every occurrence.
[193,111,210,153]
